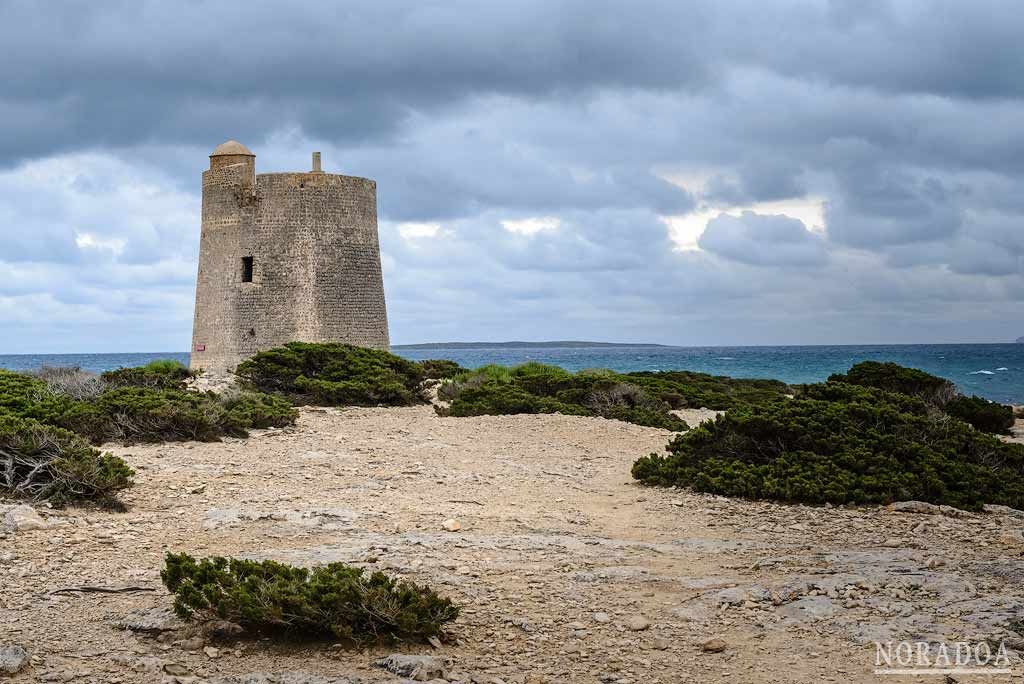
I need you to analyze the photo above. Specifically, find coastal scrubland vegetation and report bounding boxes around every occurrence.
[161,552,459,643]
[233,343,788,431]
[830,360,1015,434]
[0,360,295,504]
[433,362,792,430]
[634,362,1023,509]
[0,361,296,444]
[235,341,464,406]
[0,413,133,507]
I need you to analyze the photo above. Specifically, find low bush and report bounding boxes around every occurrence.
[0,368,296,445]
[624,370,791,410]
[0,412,133,507]
[101,359,195,391]
[633,381,1024,510]
[583,382,688,430]
[59,387,230,443]
[161,553,459,643]
[33,366,106,401]
[828,361,957,406]
[236,343,426,406]
[440,382,590,419]
[418,359,466,379]
[0,369,71,425]
[220,390,299,433]
[437,363,690,430]
[946,395,1016,434]
[829,360,1015,434]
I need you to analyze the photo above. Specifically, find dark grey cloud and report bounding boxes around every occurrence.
[1,0,1023,351]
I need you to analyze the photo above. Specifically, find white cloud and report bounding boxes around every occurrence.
[663,197,826,251]
[397,221,443,239]
[500,216,561,236]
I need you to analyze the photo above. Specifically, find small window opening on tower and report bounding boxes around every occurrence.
[241,256,254,283]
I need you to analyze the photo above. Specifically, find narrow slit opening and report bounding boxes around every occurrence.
[241,256,254,283]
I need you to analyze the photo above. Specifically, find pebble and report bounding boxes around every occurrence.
[593,612,611,623]
[162,662,192,676]
[442,518,461,532]
[701,638,728,653]
[375,653,446,680]
[625,616,650,631]
[0,644,29,675]
[176,636,205,651]
[4,505,50,532]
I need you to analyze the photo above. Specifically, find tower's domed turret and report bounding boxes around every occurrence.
[210,140,254,157]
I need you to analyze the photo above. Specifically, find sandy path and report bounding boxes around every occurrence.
[3,407,1024,682]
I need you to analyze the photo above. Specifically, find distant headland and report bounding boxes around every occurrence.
[391,341,671,350]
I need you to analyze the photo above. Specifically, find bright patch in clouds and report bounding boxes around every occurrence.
[75,232,126,255]
[397,222,442,239]
[501,216,561,236]
[664,197,826,252]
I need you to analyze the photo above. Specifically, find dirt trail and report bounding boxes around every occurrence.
[3,406,1024,682]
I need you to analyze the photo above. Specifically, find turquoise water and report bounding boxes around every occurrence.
[1,343,1022,404]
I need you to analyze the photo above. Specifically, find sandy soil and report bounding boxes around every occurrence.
[4,407,1024,683]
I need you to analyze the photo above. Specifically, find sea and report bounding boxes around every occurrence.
[1,343,1022,404]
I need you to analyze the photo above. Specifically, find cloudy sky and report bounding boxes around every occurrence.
[2,0,1022,352]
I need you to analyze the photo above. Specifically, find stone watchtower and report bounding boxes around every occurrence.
[190,140,389,373]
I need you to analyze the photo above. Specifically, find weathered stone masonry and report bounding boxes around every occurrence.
[190,140,389,373]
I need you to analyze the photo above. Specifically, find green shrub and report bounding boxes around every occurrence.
[0,412,133,507]
[828,361,957,406]
[624,370,791,410]
[58,387,229,443]
[633,381,1024,510]
[582,382,688,430]
[946,395,1015,434]
[418,359,466,379]
[509,362,574,395]
[220,391,299,432]
[236,343,426,406]
[161,553,459,643]
[600,406,688,431]
[0,369,74,424]
[436,362,777,429]
[101,359,195,391]
[2,365,298,444]
[440,382,590,418]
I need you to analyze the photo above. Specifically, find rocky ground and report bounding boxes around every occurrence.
[3,406,1024,683]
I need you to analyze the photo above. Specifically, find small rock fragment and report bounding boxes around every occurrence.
[701,638,727,653]
[375,654,446,681]
[206,620,245,640]
[113,607,184,634]
[625,616,650,631]
[176,636,205,651]
[442,518,461,532]
[162,662,191,676]
[4,505,50,532]
[0,644,29,675]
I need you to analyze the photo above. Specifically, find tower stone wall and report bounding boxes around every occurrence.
[190,141,389,374]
